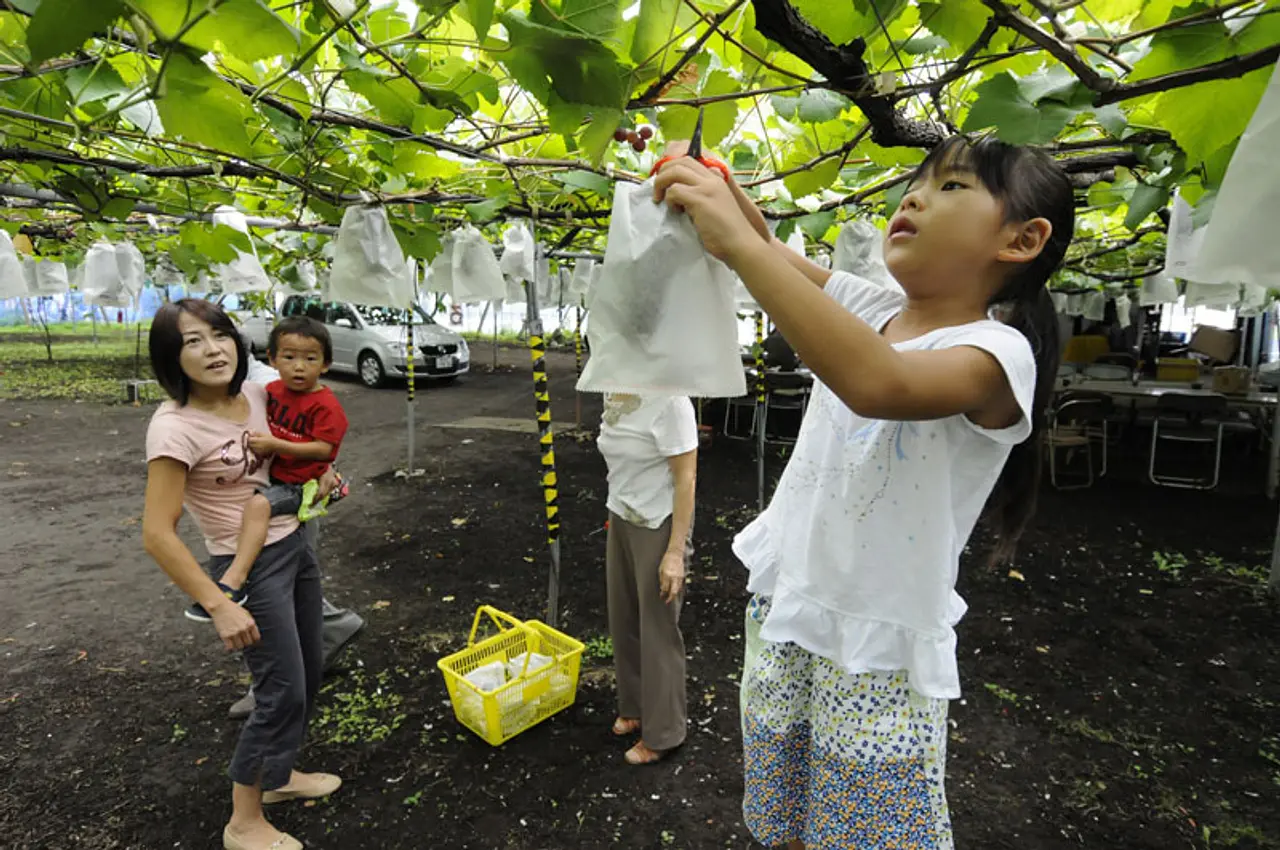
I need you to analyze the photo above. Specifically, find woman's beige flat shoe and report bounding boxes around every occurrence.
[222,826,302,850]
[262,773,342,804]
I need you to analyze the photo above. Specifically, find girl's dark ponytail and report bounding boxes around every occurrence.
[986,282,1060,563]
[917,135,1076,563]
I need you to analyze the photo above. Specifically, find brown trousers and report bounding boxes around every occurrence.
[606,511,688,751]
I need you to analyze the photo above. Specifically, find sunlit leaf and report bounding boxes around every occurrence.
[783,149,839,199]
[631,0,680,66]
[796,90,852,124]
[1124,182,1169,231]
[465,0,496,41]
[26,0,125,65]
[135,0,300,63]
[155,52,258,156]
[962,71,1080,145]
[65,62,130,106]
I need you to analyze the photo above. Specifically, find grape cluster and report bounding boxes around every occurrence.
[613,125,654,152]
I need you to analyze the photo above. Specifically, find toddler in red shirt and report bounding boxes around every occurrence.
[185,316,349,623]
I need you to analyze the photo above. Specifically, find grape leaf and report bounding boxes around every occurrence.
[962,72,1079,145]
[796,90,852,124]
[918,0,987,48]
[1124,182,1169,231]
[631,0,680,66]
[466,0,496,41]
[155,53,258,156]
[135,0,299,63]
[784,152,839,199]
[26,0,125,65]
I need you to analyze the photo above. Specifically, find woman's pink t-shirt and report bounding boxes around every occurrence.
[145,382,299,556]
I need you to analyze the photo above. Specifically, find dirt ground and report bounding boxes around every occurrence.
[3,348,1279,850]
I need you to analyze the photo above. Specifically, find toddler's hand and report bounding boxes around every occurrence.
[247,431,276,455]
[317,467,340,499]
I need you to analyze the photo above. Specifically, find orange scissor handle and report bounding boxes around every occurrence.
[650,154,731,182]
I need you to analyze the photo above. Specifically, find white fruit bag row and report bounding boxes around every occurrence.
[0,231,27,299]
[428,225,505,304]
[81,241,146,307]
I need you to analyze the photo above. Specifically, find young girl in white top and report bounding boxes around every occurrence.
[654,134,1072,849]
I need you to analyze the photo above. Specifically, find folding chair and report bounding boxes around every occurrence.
[1148,393,1228,490]
[1055,390,1115,477]
[762,371,811,444]
[1045,396,1110,489]
[722,367,759,440]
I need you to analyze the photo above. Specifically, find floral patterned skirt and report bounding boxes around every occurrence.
[741,595,953,850]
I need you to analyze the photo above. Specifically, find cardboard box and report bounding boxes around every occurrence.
[1157,358,1201,382]
[1213,366,1251,395]
[1189,326,1239,363]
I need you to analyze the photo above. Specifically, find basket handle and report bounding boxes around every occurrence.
[467,605,530,647]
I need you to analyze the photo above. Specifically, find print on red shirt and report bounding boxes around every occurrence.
[265,380,349,484]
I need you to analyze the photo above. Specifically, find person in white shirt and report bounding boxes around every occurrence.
[652,134,1074,848]
[596,392,698,765]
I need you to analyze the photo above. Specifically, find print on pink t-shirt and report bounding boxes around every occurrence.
[145,382,299,556]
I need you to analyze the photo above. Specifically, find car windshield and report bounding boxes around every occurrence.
[352,304,435,326]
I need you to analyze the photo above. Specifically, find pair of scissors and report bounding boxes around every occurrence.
[649,108,732,181]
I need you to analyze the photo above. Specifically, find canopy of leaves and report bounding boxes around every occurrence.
[0,0,1275,287]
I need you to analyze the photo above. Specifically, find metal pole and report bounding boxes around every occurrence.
[574,303,583,427]
[754,311,767,512]
[525,273,562,627]
[1132,306,1145,386]
[406,312,416,470]
[1270,500,1280,597]
[493,299,499,371]
[405,261,418,476]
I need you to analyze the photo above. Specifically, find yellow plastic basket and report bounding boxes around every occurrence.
[437,605,584,746]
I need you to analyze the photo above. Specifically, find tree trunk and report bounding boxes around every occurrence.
[36,298,52,362]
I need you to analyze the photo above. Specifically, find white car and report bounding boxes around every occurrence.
[240,295,469,388]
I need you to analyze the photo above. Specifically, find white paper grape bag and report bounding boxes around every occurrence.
[1139,272,1179,306]
[152,254,188,290]
[449,226,505,304]
[82,241,144,306]
[499,222,536,282]
[209,206,271,295]
[576,180,746,398]
[23,257,70,295]
[833,220,900,293]
[533,252,552,305]
[329,204,412,306]
[426,233,454,296]
[1186,59,1280,289]
[0,230,27,298]
[585,262,603,309]
[568,259,593,303]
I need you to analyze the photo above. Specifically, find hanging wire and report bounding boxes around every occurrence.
[867,1,950,131]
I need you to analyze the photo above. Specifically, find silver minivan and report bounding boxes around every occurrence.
[267,295,470,388]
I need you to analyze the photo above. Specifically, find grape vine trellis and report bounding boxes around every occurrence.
[0,0,1276,288]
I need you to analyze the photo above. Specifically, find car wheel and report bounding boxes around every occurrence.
[358,351,386,388]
